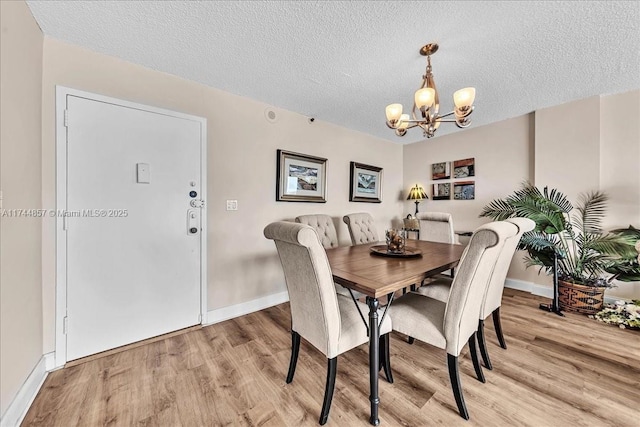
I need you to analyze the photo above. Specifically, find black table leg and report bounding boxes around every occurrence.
[367,296,380,426]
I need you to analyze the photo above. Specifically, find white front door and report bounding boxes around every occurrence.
[63,94,205,361]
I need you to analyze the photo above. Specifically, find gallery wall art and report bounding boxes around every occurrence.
[276,149,327,202]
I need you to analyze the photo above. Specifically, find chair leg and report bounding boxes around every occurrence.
[379,333,394,383]
[468,334,486,383]
[492,307,507,349]
[477,319,493,370]
[319,357,337,425]
[447,354,469,420]
[286,331,301,384]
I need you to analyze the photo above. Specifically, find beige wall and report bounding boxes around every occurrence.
[403,114,541,287]
[535,96,601,203]
[404,92,640,299]
[403,114,534,231]
[600,90,640,230]
[0,1,44,416]
[40,38,404,353]
[534,91,640,299]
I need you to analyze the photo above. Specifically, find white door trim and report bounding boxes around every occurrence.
[54,86,208,368]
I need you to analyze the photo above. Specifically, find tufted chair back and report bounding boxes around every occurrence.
[342,213,379,245]
[417,212,456,244]
[294,214,339,249]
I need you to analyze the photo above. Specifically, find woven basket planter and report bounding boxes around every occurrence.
[558,280,606,314]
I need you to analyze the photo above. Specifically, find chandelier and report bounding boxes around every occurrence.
[385,43,476,138]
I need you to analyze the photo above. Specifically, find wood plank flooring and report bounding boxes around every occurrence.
[22,289,640,426]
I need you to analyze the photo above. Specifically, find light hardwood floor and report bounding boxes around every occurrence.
[23,289,640,426]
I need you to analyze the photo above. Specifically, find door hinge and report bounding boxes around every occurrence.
[63,316,68,334]
[64,109,69,127]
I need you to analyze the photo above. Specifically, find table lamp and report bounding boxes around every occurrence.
[407,184,428,215]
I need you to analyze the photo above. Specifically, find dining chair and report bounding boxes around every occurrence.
[295,214,364,299]
[388,221,518,420]
[415,218,535,369]
[416,212,459,282]
[342,212,379,245]
[416,212,458,244]
[264,221,393,425]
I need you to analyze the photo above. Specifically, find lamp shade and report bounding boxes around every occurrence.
[453,87,476,109]
[414,88,435,109]
[385,103,403,122]
[407,184,428,200]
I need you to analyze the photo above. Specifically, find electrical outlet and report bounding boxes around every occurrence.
[226,200,238,211]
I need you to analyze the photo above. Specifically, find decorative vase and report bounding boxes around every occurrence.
[385,229,406,254]
[558,280,606,314]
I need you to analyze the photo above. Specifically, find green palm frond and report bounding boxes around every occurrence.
[543,186,573,213]
[582,233,635,258]
[573,191,608,234]
[479,197,517,220]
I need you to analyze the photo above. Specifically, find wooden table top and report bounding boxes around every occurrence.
[325,239,466,299]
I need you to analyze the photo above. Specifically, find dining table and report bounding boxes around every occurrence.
[325,239,466,426]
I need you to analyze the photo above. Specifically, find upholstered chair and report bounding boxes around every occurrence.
[416,218,535,369]
[342,212,379,245]
[264,221,392,425]
[388,221,518,420]
[416,212,459,282]
[416,212,458,244]
[295,214,364,299]
[295,214,339,249]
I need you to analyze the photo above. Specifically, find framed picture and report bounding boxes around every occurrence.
[349,162,382,203]
[432,162,450,180]
[454,181,475,200]
[453,158,475,178]
[276,149,327,202]
[432,182,451,200]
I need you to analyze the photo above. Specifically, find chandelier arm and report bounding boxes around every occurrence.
[438,110,456,119]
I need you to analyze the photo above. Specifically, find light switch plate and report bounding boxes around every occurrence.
[136,163,150,183]
[226,200,238,211]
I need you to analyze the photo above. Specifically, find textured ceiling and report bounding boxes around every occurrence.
[27,1,640,144]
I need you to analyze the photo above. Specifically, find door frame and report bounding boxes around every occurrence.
[54,86,208,368]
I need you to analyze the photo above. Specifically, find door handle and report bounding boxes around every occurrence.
[187,209,199,235]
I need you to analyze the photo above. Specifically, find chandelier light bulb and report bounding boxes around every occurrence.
[453,87,476,109]
[414,88,435,109]
[385,103,403,123]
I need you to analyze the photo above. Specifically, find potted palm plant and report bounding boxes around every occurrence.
[480,183,638,314]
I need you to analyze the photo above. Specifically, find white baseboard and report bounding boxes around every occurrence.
[505,278,620,304]
[206,291,289,325]
[0,355,48,427]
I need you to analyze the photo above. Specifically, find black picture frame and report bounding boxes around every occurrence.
[349,162,382,203]
[276,149,327,202]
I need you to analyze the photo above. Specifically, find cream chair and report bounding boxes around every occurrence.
[342,212,379,245]
[389,221,518,420]
[295,214,339,249]
[417,212,457,244]
[264,221,392,425]
[416,212,459,282]
[416,218,535,369]
[295,214,364,299]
